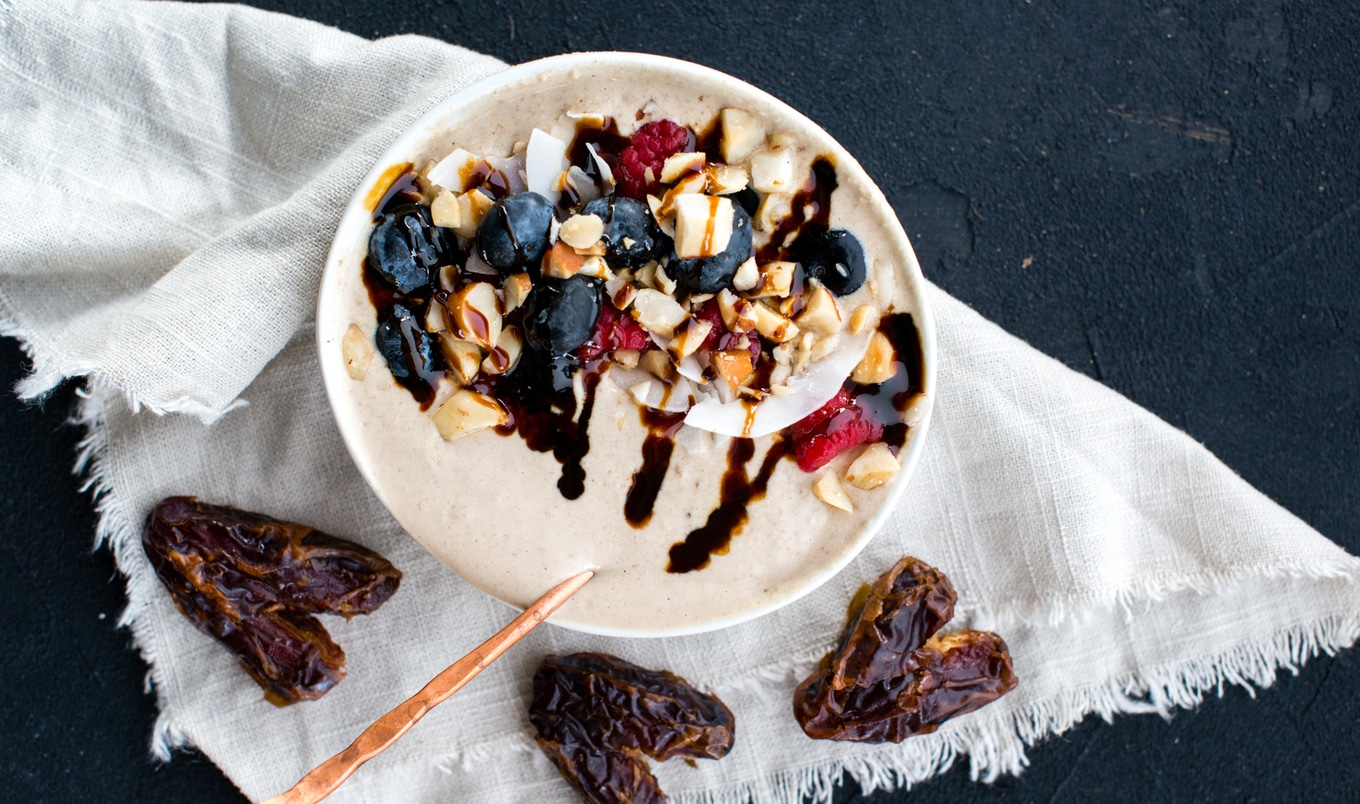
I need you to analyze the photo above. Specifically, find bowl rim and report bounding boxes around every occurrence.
[316,50,937,638]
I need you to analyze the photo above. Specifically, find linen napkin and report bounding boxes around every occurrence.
[2,2,1358,803]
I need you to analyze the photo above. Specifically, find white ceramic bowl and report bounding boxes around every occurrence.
[317,52,935,637]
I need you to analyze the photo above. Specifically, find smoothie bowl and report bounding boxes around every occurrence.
[316,52,936,637]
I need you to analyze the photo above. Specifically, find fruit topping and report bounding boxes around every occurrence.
[522,275,603,356]
[616,119,693,199]
[667,201,754,293]
[374,303,442,402]
[793,228,866,296]
[475,191,556,276]
[581,195,671,268]
[367,204,456,294]
[789,388,884,472]
[578,302,651,361]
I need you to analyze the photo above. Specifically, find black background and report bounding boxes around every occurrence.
[2,1,1357,801]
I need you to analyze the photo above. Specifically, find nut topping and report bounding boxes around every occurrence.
[448,282,502,349]
[850,331,895,384]
[719,107,765,163]
[673,194,734,259]
[558,213,605,250]
[432,389,508,441]
[844,443,899,489]
[796,283,842,336]
[341,323,374,380]
[812,470,853,512]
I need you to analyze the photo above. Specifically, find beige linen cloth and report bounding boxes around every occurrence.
[2,1,1357,802]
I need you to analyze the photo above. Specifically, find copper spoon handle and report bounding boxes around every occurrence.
[262,570,594,804]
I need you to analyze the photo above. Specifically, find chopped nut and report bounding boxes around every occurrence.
[632,288,689,338]
[341,323,373,380]
[437,334,483,385]
[424,301,450,333]
[673,195,734,259]
[503,272,533,313]
[543,240,585,279]
[710,349,754,389]
[658,172,709,217]
[480,326,523,376]
[717,289,758,332]
[793,331,815,374]
[706,164,750,195]
[558,213,605,250]
[902,392,932,427]
[578,255,610,279]
[448,282,502,350]
[645,194,676,238]
[668,318,713,360]
[688,293,716,306]
[796,284,842,335]
[751,302,799,343]
[812,471,853,512]
[430,189,461,229]
[639,349,675,381]
[731,257,760,292]
[752,261,796,298]
[779,295,799,317]
[751,148,796,194]
[719,108,766,163]
[851,331,896,384]
[635,260,659,290]
[848,304,876,335]
[844,443,900,490]
[438,264,460,292]
[605,277,636,310]
[809,333,841,362]
[753,192,792,233]
[432,389,507,441]
[613,349,641,369]
[660,151,706,183]
[654,262,678,295]
[446,190,494,240]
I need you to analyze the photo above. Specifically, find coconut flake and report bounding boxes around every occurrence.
[526,129,569,203]
[684,331,872,438]
[484,154,527,195]
[586,143,615,192]
[566,166,601,205]
[426,149,479,192]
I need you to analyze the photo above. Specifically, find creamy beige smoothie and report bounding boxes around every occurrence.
[318,57,932,636]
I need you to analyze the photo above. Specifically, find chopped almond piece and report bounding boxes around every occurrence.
[717,289,758,332]
[796,284,841,335]
[480,326,523,376]
[430,189,461,229]
[613,349,641,369]
[848,304,876,335]
[851,331,896,384]
[812,471,853,512]
[710,349,754,389]
[844,443,900,489]
[660,151,705,183]
[631,289,689,338]
[706,164,750,195]
[543,240,585,279]
[673,195,734,259]
[432,389,507,441]
[668,318,713,360]
[731,257,760,291]
[751,302,799,343]
[503,272,533,313]
[751,261,796,298]
[448,282,502,349]
[437,334,483,385]
[558,213,605,250]
[341,324,373,380]
[719,108,765,163]
[639,349,675,381]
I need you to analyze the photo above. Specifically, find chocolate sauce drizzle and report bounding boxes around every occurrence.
[666,437,791,574]
[623,408,686,528]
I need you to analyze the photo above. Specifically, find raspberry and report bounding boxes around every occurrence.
[616,120,693,199]
[789,388,883,472]
[578,303,652,361]
[692,298,726,350]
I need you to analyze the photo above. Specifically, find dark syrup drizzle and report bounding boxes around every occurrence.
[757,156,838,263]
[666,437,792,573]
[623,408,686,528]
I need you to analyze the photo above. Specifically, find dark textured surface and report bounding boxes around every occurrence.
[1,1,1357,801]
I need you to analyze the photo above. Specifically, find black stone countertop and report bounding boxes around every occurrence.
[2,1,1356,801]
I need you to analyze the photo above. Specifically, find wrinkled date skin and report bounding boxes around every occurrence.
[142,496,402,706]
[793,557,1017,742]
[529,653,735,803]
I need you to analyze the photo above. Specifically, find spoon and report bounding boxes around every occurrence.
[262,569,594,804]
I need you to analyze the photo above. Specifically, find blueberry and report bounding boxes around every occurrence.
[667,202,754,293]
[375,303,442,397]
[580,196,671,269]
[476,192,555,276]
[521,275,603,356]
[368,205,457,294]
[794,229,866,296]
[730,187,760,217]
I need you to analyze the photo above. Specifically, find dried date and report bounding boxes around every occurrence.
[793,556,1017,742]
[143,496,402,706]
[529,653,735,803]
